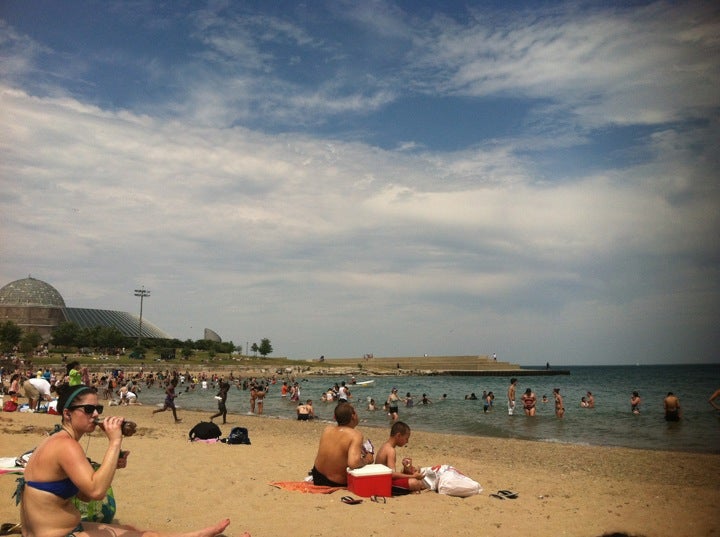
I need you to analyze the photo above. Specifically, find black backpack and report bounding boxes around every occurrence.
[188,421,222,441]
[221,426,251,445]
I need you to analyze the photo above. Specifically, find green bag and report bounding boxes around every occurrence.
[71,461,117,523]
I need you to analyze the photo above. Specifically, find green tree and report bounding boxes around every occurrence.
[51,321,81,347]
[250,343,259,356]
[19,330,42,355]
[96,326,127,350]
[258,338,273,357]
[0,320,22,352]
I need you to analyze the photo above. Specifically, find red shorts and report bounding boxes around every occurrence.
[391,477,412,496]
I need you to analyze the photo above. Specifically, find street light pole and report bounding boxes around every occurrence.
[134,286,150,347]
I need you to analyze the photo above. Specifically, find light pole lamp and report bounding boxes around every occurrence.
[134,286,150,347]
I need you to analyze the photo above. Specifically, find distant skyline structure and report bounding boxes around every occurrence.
[204,328,222,343]
[0,277,170,342]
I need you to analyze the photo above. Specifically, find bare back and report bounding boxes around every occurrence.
[374,442,396,472]
[313,424,363,485]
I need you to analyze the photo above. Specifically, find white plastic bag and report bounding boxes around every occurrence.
[420,464,482,497]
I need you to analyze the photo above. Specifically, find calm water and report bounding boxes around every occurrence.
[136,364,720,454]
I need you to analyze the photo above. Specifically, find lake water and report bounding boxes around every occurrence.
[136,363,720,454]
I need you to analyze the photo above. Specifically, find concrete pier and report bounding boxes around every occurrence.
[324,355,570,376]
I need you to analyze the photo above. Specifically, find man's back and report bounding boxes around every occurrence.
[313,424,362,485]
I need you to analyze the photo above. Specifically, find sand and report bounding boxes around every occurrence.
[1,405,718,537]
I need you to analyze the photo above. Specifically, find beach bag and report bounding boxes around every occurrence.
[13,451,116,523]
[72,461,116,523]
[222,426,251,445]
[3,400,18,412]
[188,421,222,441]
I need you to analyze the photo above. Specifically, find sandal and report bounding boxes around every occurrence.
[0,523,21,536]
[370,495,387,504]
[491,489,519,500]
[341,495,363,505]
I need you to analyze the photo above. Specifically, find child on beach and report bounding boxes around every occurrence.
[374,421,428,496]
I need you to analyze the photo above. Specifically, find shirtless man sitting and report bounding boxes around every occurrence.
[311,403,374,486]
[374,421,427,495]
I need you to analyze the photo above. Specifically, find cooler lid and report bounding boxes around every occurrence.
[347,463,392,477]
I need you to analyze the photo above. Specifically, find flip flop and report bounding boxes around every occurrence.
[0,523,22,536]
[341,495,363,505]
[497,490,519,499]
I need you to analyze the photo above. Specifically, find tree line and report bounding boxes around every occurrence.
[0,320,273,358]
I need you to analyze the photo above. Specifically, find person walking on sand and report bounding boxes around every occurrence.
[553,388,564,418]
[19,383,243,537]
[210,378,230,424]
[311,403,374,486]
[507,378,518,416]
[631,391,641,414]
[152,377,181,422]
[664,392,681,421]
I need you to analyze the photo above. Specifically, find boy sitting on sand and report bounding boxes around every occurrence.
[374,421,428,496]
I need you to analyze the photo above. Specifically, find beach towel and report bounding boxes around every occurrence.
[269,481,345,494]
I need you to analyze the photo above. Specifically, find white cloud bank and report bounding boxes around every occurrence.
[1,1,718,364]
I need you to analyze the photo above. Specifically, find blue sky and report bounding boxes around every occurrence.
[1,1,718,365]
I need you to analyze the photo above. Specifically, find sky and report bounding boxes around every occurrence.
[1,1,719,366]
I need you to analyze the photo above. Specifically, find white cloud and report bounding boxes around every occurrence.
[1,2,718,364]
[416,2,720,128]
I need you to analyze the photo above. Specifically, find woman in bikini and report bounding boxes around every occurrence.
[521,388,537,416]
[19,383,240,537]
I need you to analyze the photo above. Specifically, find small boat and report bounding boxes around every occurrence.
[354,380,375,387]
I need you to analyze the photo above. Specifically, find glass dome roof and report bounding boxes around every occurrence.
[0,277,66,307]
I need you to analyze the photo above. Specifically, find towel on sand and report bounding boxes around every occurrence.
[269,481,344,494]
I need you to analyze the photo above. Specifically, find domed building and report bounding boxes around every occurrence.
[0,276,170,341]
[203,328,222,342]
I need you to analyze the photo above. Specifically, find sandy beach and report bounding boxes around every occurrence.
[1,405,718,537]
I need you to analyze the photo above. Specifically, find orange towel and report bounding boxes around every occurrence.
[269,481,345,494]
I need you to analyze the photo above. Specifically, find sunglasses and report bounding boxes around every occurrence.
[67,404,104,415]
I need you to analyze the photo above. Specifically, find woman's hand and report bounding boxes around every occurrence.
[117,450,130,469]
[97,415,124,442]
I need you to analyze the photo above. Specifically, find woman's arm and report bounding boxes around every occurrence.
[61,419,124,501]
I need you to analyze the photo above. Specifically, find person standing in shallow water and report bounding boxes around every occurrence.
[507,378,518,416]
[521,388,537,416]
[631,391,641,414]
[664,392,681,421]
[553,388,564,418]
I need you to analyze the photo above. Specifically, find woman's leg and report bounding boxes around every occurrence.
[80,518,239,537]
